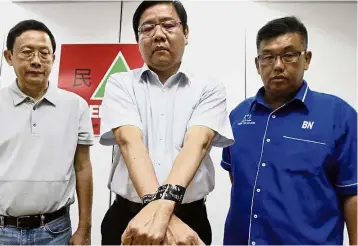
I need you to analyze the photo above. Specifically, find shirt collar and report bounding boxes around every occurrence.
[10,80,58,106]
[139,61,192,84]
[250,80,311,111]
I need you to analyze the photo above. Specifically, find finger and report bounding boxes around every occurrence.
[131,236,144,245]
[166,230,176,246]
[194,236,205,246]
[121,229,133,245]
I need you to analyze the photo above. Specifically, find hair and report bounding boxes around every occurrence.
[6,19,56,53]
[256,16,308,51]
[133,0,188,42]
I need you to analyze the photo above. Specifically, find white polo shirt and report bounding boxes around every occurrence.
[0,81,94,216]
[100,64,234,203]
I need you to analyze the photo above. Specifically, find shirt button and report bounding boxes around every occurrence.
[33,123,37,127]
[272,115,276,118]
[33,106,36,111]
[256,188,261,193]
[252,241,256,245]
[254,214,258,219]
[266,138,271,143]
[262,163,266,167]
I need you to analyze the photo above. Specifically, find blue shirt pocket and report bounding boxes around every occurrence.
[281,135,330,176]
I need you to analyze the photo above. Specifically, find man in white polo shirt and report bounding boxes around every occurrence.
[99,1,234,245]
[0,20,94,245]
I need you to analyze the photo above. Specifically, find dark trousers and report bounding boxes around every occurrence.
[101,195,212,245]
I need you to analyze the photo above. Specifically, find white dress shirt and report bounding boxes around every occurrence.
[100,63,234,203]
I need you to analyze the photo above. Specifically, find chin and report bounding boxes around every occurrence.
[26,77,47,85]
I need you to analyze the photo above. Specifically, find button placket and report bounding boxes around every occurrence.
[31,102,39,135]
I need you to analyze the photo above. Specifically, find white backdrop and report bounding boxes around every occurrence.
[0,1,356,245]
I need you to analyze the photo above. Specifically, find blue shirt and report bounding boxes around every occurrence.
[221,81,357,245]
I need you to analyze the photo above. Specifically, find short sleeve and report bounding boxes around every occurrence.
[187,82,234,148]
[221,146,232,172]
[334,103,357,196]
[99,73,143,146]
[78,98,94,145]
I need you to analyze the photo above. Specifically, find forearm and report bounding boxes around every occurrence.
[229,172,233,184]
[344,195,357,245]
[119,139,159,198]
[75,165,93,230]
[165,127,214,187]
[164,143,208,187]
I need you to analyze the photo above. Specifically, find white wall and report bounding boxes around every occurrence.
[0,1,356,245]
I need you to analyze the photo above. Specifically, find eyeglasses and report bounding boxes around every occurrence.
[138,20,182,36]
[16,49,53,62]
[257,51,306,66]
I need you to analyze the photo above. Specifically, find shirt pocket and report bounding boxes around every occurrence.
[281,135,330,176]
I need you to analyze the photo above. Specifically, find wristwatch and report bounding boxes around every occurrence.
[141,184,186,206]
[153,184,186,204]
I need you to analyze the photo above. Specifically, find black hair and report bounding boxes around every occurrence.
[256,16,308,51]
[6,19,56,53]
[133,0,188,42]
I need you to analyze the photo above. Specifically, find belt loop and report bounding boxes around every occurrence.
[40,215,45,226]
[0,216,4,228]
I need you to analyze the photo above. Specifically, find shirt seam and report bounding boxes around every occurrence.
[222,160,231,166]
[335,182,358,187]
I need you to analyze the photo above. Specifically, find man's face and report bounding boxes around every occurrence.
[4,30,55,86]
[137,3,188,72]
[255,33,312,97]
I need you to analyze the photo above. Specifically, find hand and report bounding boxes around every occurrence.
[163,215,205,245]
[70,227,91,245]
[121,199,176,245]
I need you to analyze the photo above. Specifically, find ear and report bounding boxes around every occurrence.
[4,50,13,66]
[303,51,312,70]
[255,57,261,75]
[52,53,56,64]
[184,25,189,45]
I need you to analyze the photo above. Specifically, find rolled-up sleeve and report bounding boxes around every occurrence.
[78,98,94,145]
[99,73,143,146]
[335,103,357,196]
[187,82,234,148]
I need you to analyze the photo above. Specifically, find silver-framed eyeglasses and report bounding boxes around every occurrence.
[257,50,306,65]
[17,48,53,62]
[138,20,182,36]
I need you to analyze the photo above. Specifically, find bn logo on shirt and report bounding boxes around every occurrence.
[302,121,314,129]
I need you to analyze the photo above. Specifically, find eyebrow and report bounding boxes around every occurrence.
[260,45,300,53]
[140,17,177,25]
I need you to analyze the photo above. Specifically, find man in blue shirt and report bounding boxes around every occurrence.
[221,16,357,245]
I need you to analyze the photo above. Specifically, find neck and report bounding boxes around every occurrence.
[17,79,48,102]
[150,62,181,84]
[264,91,296,110]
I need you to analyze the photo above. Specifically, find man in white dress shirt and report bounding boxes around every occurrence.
[100,1,234,245]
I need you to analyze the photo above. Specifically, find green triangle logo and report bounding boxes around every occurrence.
[91,51,130,100]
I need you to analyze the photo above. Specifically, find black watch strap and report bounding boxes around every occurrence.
[154,184,186,204]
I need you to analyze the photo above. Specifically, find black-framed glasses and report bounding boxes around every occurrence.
[257,50,306,65]
[138,20,182,36]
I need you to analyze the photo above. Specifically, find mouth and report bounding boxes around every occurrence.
[153,46,169,52]
[270,75,287,81]
[27,71,44,76]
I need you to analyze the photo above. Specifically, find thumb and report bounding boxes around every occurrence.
[196,236,205,245]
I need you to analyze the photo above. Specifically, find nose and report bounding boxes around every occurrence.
[272,55,285,72]
[30,52,41,68]
[152,25,166,42]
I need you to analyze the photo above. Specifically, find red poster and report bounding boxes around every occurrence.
[58,44,144,135]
